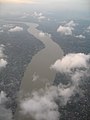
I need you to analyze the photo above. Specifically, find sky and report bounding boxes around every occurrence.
[0,0,89,9]
[0,0,37,4]
[0,0,90,19]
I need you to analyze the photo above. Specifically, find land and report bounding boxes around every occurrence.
[0,22,44,114]
[38,19,90,120]
[0,19,90,120]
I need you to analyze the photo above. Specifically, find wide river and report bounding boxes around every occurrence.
[15,22,64,120]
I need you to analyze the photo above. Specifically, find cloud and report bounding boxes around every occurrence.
[39,31,51,38]
[0,91,7,104]
[58,84,76,104]
[38,16,46,20]
[0,91,13,120]
[0,44,5,57]
[57,26,73,35]
[20,87,60,120]
[1,0,37,4]
[39,31,45,37]
[32,72,39,82]
[33,12,49,21]
[20,53,90,119]
[75,34,85,39]
[51,53,90,101]
[20,77,82,119]
[0,24,14,33]
[0,44,7,68]
[20,12,30,19]
[20,83,76,120]
[0,24,10,33]
[51,53,90,73]
[3,24,14,28]
[33,12,43,17]
[8,26,23,32]
[0,59,7,68]
[33,12,46,20]
[51,53,90,99]
[87,26,90,30]
[65,20,76,27]
[52,53,90,105]
[86,26,90,33]
[57,20,76,35]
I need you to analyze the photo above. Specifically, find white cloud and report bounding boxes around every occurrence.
[0,91,7,104]
[0,59,7,68]
[65,20,76,27]
[51,53,90,105]
[38,16,46,20]
[87,26,90,30]
[0,44,5,58]
[57,26,73,35]
[20,84,74,120]
[51,53,90,100]
[33,12,46,20]
[33,12,43,17]
[58,84,76,104]
[20,79,81,119]
[39,31,51,38]
[0,24,14,33]
[86,26,90,32]
[1,0,37,4]
[20,88,60,120]
[71,70,86,85]
[0,91,12,120]
[57,20,76,35]
[32,72,39,82]
[3,24,14,28]
[75,34,85,39]
[20,53,90,119]
[51,53,90,73]
[21,12,30,19]
[8,26,23,32]
[39,31,45,37]
[0,44,7,68]
[0,105,12,120]
[33,12,50,21]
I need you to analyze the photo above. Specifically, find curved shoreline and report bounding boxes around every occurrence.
[19,22,64,95]
[15,22,64,120]
[0,19,64,119]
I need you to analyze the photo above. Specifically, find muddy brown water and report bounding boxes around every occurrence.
[14,22,64,120]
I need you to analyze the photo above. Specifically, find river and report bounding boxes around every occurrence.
[14,22,64,120]
[19,22,64,93]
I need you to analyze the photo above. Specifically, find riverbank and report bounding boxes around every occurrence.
[20,22,64,96]
[15,22,64,120]
[0,20,44,119]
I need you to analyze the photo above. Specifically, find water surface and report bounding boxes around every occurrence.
[16,22,64,120]
[20,22,64,94]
